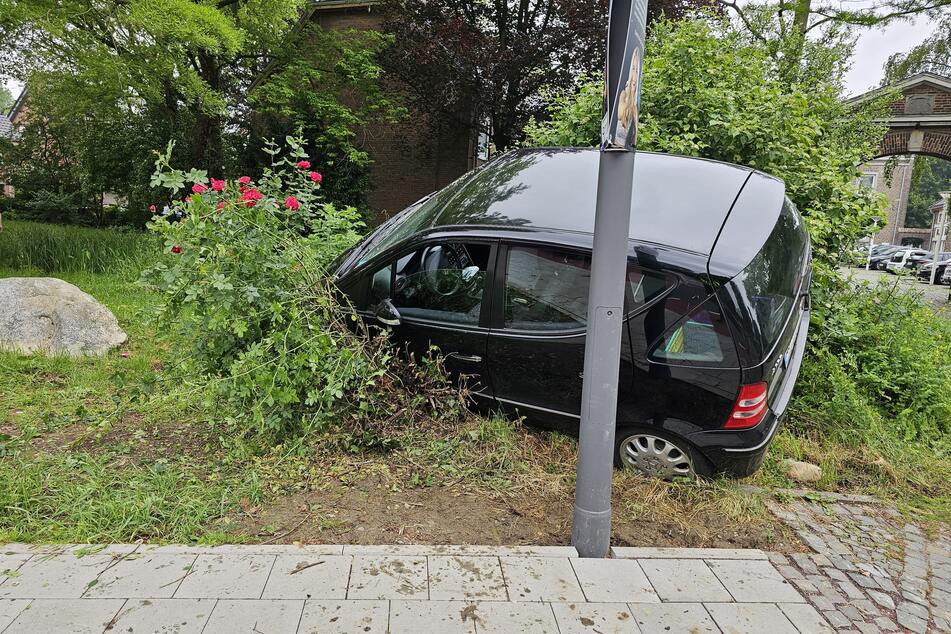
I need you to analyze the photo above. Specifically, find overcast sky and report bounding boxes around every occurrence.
[1,11,939,104]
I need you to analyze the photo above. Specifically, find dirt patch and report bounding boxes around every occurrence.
[227,473,805,552]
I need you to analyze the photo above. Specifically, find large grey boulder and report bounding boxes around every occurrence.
[0,277,127,356]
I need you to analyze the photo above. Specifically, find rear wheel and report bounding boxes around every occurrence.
[614,427,712,480]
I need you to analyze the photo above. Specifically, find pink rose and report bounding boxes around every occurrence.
[149,204,157,214]
[184,196,192,203]
[216,201,225,211]
[238,175,251,184]
[210,178,225,192]
[192,183,208,194]
[309,171,323,183]
[296,160,311,169]
[284,196,300,211]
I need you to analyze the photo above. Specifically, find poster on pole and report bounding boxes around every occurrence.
[601,0,648,150]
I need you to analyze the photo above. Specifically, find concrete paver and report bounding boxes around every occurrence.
[0,543,837,632]
[468,600,560,633]
[84,552,198,598]
[550,601,638,633]
[2,598,124,634]
[627,602,719,633]
[0,599,30,631]
[261,554,352,600]
[705,602,799,633]
[297,600,389,634]
[708,558,805,603]
[637,558,733,602]
[346,555,428,600]
[570,558,659,603]
[0,553,114,599]
[108,598,215,633]
[428,555,507,601]
[174,553,275,599]
[389,600,475,633]
[203,599,305,634]
[500,556,585,602]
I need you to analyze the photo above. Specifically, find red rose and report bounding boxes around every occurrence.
[296,160,311,169]
[238,175,251,184]
[149,204,157,213]
[171,245,182,254]
[210,178,225,192]
[284,195,300,211]
[309,171,322,183]
[192,183,208,194]
[240,188,264,207]
[216,201,225,211]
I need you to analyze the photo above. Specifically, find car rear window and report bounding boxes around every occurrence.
[648,294,739,367]
[734,197,808,347]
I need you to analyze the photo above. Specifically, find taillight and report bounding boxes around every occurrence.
[725,382,768,429]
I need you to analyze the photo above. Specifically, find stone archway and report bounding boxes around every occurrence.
[848,72,951,161]
[849,73,951,249]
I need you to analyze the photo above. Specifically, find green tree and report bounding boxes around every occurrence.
[0,85,12,112]
[906,156,951,227]
[1,0,304,175]
[524,15,889,278]
[884,14,951,81]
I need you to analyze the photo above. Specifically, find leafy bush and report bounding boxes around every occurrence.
[141,137,471,444]
[524,15,889,281]
[796,279,951,444]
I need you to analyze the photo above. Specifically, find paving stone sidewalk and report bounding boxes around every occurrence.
[0,543,831,633]
[768,495,951,633]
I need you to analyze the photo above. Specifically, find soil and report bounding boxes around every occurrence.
[227,474,806,552]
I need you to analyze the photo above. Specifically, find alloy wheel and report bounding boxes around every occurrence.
[619,433,694,479]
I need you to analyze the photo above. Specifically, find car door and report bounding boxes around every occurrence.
[484,242,670,428]
[365,238,497,397]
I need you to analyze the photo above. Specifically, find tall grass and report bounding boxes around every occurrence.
[0,220,159,276]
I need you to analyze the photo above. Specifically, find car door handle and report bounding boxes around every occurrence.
[447,352,482,363]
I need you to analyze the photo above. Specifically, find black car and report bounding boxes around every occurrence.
[917,255,951,283]
[334,148,812,479]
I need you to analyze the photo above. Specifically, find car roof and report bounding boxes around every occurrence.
[419,148,782,259]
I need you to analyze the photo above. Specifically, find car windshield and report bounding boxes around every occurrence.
[734,197,809,347]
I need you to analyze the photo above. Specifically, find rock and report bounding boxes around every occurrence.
[0,277,127,356]
[781,459,822,483]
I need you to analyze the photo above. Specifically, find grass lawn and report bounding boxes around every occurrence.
[1,220,947,546]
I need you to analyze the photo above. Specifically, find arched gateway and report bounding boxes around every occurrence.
[848,72,951,161]
[849,73,951,250]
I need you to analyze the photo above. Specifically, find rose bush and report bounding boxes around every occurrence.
[140,136,415,441]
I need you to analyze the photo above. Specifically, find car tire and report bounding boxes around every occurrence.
[614,426,713,480]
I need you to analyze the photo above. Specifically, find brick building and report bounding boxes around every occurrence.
[1,88,28,198]
[850,73,951,247]
[309,0,482,220]
[929,198,950,252]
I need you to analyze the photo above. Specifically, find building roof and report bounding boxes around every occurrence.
[8,87,27,122]
[846,72,951,105]
[411,148,784,263]
[0,114,11,139]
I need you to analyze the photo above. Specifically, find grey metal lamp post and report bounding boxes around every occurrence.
[571,0,648,558]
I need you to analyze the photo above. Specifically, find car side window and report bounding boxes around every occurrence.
[371,242,491,325]
[502,245,668,331]
[648,295,738,366]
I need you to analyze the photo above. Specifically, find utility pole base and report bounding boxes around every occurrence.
[571,506,613,558]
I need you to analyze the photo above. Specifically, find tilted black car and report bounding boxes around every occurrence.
[334,148,812,479]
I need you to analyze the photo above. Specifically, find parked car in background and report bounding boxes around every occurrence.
[886,249,931,273]
[916,255,951,284]
[868,246,903,270]
[943,264,951,285]
[334,148,812,480]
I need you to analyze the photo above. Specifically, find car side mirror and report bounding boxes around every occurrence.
[373,298,402,326]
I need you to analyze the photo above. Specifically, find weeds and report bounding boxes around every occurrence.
[0,220,158,276]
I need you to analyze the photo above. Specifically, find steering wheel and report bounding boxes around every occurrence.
[422,246,465,297]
